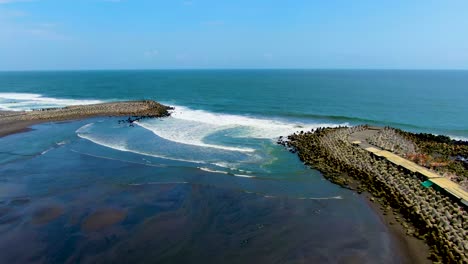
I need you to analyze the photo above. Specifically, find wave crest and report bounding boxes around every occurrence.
[0,92,102,111]
[135,104,346,153]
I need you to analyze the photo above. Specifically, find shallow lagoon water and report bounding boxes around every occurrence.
[0,120,404,263]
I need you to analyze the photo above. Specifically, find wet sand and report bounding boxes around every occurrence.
[0,119,39,138]
[0,100,172,138]
[325,168,431,264]
[364,193,431,264]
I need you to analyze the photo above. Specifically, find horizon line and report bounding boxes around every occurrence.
[1,68,468,73]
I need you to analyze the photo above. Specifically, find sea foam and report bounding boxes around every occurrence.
[0,93,102,111]
[135,104,345,153]
[76,123,209,165]
[75,104,347,175]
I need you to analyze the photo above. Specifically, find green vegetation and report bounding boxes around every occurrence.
[396,128,468,186]
[367,127,468,189]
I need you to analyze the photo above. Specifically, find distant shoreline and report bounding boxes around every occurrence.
[0,100,172,138]
[1,69,468,73]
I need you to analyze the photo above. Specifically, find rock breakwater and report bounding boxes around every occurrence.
[0,100,173,137]
[279,126,468,263]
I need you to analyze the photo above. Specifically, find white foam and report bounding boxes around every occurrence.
[56,141,68,146]
[74,105,347,174]
[448,135,468,142]
[298,196,343,200]
[128,182,188,186]
[198,167,229,174]
[211,162,252,172]
[40,147,54,155]
[136,120,254,153]
[167,105,342,139]
[0,92,102,111]
[232,174,255,178]
[198,167,256,178]
[212,162,232,169]
[76,122,95,132]
[136,104,345,153]
[76,124,207,165]
[0,93,41,100]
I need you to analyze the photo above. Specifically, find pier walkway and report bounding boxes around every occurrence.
[348,128,468,206]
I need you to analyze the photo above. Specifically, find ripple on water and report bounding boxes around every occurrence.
[9,198,30,206]
[0,207,13,221]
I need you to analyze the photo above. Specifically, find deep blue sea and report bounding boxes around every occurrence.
[0,70,467,263]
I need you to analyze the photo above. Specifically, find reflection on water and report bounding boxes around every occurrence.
[0,121,406,263]
[0,183,401,264]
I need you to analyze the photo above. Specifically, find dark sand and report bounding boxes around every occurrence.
[0,119,39,138]
[365,194,431,264]
[334,171,431,264]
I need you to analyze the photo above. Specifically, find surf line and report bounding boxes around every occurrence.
[245,190,343,200]
[198,167,256,178]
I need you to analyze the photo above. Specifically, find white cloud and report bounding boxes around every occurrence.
[0,3,66,40]
[0,17,66,40]
[0,8,27,18]
[0,0,34,4]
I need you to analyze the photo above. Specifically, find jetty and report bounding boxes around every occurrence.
[0,100,173,137]
[280,125,468,263]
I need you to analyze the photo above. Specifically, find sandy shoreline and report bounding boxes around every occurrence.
[0,119,39,138]
[365,193,431,264]
[0,100,172,138]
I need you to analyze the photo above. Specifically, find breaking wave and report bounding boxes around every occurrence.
[135,104,345,152]
[0,93,102,111]
[75,104,347,175]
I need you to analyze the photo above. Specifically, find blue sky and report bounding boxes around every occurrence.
[0,0,467,70]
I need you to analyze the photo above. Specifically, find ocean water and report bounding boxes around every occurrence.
[0,70,467,263]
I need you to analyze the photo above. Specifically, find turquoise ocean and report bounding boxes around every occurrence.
[0,70,467,263]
